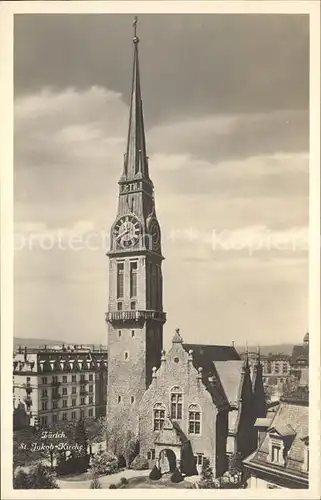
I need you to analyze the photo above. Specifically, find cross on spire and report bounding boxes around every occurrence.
[121,16,150,182]
[133,16,139,43]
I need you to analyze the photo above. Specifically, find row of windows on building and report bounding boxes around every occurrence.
[264,363,290,374]
[41,396,94,411]
[153,406,201,435]
[40,374,94,385]
[118,330,136,338]
[41,385,94,397]
[40,408,94,426]
[117,261,137,299]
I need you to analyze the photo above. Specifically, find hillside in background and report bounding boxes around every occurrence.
[236,344,294,356]
[14,337,107,350]
[14,337,294,356]
[14,337,68,349]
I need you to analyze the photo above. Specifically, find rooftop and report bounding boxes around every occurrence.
[244,398,309,485]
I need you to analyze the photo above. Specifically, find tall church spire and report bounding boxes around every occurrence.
[122,17,150,182]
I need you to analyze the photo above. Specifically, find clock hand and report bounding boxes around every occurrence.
[116,229,129,241]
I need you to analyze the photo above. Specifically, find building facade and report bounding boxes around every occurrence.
[139,331,265,477]
[104,21,267,477]
[105,22,166,434]
[13,345,107,429]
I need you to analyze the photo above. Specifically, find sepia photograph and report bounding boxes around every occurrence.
[0,1,320,497]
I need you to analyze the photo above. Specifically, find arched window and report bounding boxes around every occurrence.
[170,386,182,420]
[188,403,201,435]
[153,402,165,431]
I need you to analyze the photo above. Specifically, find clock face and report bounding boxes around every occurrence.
[149,218,161,252]
[114,215,141,248]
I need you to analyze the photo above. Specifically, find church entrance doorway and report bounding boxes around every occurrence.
[159,448,177,473]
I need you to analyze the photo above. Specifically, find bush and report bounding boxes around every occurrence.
[13,464,59,489]
[90,450,118,476]
[117,454,126,468]
[130,454,149,470]
[89,477,101,489]
[199,458,215,488]
[109,484,117,489]
[149,464,162,481]
[171,467,183,483]
[120,477,128,485]
[228,452,244,474]
[56,454,90,476]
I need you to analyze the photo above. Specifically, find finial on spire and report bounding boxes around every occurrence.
[133,16,139,44]
[172,328,183,343]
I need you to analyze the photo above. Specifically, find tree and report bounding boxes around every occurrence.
[13,463,59,489]
[90,450,118,476]
[171,467,183,483]
[149,465,162,480]
[89,472,102,489]
[123,431,139,467]
[74,418,88,457]
[130,454,149,470]
[83,416,106,446]
[199,458,215,489]
[13,427,46,468]
[228,452,244,474]
[104,414,140,467]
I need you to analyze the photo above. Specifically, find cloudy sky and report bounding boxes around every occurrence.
[14,14,309,349]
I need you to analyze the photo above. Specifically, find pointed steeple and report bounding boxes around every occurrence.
[122,17,151,182]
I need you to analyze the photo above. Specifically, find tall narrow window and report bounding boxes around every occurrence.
[170,386,182,420]
[271,444,280,463]
[153,403,165,430]
[130,261,138,297]
[148,262,152,309]
[152,265,156,309]
[117,262,124,299]
[155,265,159,309]
[188,404,201,434]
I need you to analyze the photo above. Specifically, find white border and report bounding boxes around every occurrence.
[0,1,320,499]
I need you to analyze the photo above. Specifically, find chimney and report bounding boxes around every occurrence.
[24,346,27,362]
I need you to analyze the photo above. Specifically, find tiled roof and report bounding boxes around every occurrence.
[255,418,272,427]
[213,361,244,404]
[244,399,309,480]
[183,343,240,371]
[182,343,240,411]
[291,344,308,364]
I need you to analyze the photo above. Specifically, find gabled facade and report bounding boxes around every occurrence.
[139,330,230,477]
[138,330,263,477]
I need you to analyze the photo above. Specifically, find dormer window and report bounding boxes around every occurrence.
[271,444,281,463]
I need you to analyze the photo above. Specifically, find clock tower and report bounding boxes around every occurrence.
[106,19,166,434]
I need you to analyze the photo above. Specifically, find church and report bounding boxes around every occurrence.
[105,19,266,477]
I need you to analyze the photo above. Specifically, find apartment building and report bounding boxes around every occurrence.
[240,352,291,385]
[13,345,107,428]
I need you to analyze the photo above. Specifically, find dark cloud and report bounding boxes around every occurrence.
[14,14,309,124]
